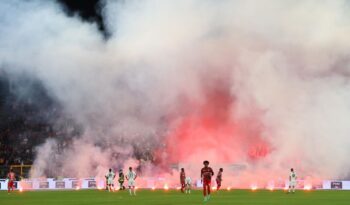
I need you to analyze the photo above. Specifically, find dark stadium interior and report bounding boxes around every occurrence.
[0,72,156,178]
[0,73,77,177]
[58,0,109,38]
[0,0,103,179]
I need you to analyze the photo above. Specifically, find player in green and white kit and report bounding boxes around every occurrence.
[105,168,115,192]
[185,176,192,194]
[126,167,137,196]
[288,168,297,193]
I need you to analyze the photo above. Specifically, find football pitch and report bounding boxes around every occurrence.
[1,189,350,205]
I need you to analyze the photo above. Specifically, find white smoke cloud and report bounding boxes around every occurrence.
[1,0,350,185]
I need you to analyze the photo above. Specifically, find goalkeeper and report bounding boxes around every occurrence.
[118,169,125,190]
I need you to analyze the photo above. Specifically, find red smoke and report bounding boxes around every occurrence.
[160,75,271,165]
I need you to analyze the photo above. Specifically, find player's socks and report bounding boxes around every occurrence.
[129,189,132,195]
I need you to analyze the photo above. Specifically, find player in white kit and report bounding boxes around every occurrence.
[105,168,115,192]
[288,168,297,193]
[126,167,137,196]
[185,176,192,194]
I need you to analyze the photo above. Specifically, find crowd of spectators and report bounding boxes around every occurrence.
[0,75,70,177]
[0,74,162,178]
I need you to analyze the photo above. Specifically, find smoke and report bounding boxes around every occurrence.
[1,0,350,186]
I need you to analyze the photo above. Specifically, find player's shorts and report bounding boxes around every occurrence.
[8,180,14,188]
[216,179,221,186]
[203,179,211,186]
[128,180,136,187]
[107,179,114,185]
[289,181,296,187]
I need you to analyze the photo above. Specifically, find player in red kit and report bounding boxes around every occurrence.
[7,169,16,193]
[201,160,214,202]
[216,168,223,190]
[180,168,186,193]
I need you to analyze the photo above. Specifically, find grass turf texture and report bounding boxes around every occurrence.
[1,189,350,205]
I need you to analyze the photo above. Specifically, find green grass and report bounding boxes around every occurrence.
[1,189,350,205]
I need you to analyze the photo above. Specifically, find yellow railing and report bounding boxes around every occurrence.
[10,165,32,178]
